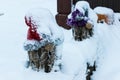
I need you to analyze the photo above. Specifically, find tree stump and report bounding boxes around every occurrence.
[27,43,56,72]
[72,25,93,41]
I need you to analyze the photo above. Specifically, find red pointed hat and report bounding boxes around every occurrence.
[25,16,42,41]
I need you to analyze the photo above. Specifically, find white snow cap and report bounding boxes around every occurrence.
[75,1,90,15]
[94,6,114,25]
[94,6,114,15]
[25,8,54,35]
[73,1,98,28]
[24,8,64,51]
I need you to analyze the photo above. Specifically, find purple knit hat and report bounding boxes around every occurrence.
[67,9,89,27]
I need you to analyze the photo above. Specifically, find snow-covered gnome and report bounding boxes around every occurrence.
[94,7,114,25]
[23,8,64,72]
[67,1,97,41]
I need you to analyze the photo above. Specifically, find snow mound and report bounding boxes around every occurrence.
[94,7,113,15]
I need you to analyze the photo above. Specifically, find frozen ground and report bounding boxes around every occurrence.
[0,0,120,80]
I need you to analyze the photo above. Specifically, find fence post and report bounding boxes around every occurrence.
[56,0,72,29]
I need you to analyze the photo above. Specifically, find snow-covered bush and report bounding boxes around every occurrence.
[23,8,64,72]
[94,7,114,25]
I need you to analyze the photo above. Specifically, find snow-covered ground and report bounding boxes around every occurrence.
[0,0,120,80]
[92,13,120,80]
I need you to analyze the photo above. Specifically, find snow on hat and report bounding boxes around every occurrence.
[25,16,42,41]
[94,7,114,25]
[75,1,90,15]
[24,8,55,41]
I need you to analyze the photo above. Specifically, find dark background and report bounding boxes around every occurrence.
[74,0,120,12]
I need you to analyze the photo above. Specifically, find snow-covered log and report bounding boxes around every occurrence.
[23,8,64,72]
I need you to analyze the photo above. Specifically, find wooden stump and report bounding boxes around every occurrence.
[72,26,93,41]
[27,43,56,72]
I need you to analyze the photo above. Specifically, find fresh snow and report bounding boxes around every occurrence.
[92,13,120,80]
[0,0,120,80]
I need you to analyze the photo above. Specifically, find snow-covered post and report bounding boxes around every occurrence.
[67,1,94,41]
[56,0,80,29]
[23,8,64,72]
[56,0,72,29]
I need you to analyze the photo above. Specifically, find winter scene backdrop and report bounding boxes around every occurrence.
[0,0,120,80]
